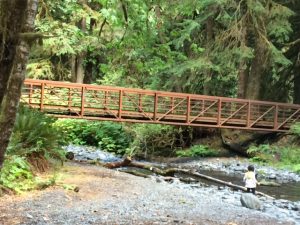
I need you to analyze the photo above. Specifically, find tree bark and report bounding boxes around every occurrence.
[203,15,214,95]
[245,37,268,100]
[0,0,38,168]
[237,26,248,99]
[71,17,86,83]
[294,62,300,104]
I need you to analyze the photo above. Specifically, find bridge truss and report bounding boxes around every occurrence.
[21,79,300,132]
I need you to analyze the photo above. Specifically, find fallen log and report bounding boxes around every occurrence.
[104,158,274,199]
[105,156,132,169]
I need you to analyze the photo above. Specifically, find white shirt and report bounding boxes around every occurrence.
[243,171,257,188]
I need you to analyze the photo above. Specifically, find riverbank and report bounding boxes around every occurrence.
[0,162,298,225]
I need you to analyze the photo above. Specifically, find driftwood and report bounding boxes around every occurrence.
[104,157,274,199]
[105,156,132,169]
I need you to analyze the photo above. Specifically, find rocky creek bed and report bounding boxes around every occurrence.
[64,145,300,224]
[0,145,299,225]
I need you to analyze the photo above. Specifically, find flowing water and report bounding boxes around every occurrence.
[64,145,300,202]
[195,170,300,202]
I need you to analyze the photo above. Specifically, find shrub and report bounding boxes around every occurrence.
[247,143,300,173]
[53,119,132,155]
[278,146,300,165]
[0,156,35,193]
[247,144,274,163]
[7,106,65,169]
[129,124,183,158]
[176,145,218,157]
[290,123,300,139]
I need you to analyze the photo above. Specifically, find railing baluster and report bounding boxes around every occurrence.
[29,84,33,105]
[118,90,123,119]
[186,96,191,123]
[21,79,300,132]
[138,94,142,112]
[40,82,45,112]
[153,93,158,121]
[274,104,278,130]
[217,99,222,126]
[68,88,72,109]
[247,100,251,128]
[81,87,85,117]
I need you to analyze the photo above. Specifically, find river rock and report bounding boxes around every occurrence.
[65,152,75,160]
[240,193,262,210]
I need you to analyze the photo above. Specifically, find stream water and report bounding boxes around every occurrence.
[64,145,300,202]
[194,170,300,202]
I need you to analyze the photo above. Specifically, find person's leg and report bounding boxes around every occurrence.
[251,188,256,195]
[247,188,251,193]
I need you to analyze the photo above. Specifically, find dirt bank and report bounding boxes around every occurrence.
[0,162,296,225]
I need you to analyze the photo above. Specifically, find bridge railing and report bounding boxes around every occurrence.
[21,79,300,132]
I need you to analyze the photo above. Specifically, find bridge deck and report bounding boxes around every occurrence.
[21,79,300,132]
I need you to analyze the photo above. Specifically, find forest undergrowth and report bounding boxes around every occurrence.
[1,107,299,196]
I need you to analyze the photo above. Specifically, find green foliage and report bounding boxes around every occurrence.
[176,145,218,157]
[129,124,184,157]
[27,0,298,102]
[248,143,300,173]
[290,123,300,138]
[247,144,276,163]
[290,164,300,174]
[7,106,65,161]
[0,156,60,193]
[53,119,132,155]
[0,156,35,193]
[247,144,272,154]
[278,146,300,165]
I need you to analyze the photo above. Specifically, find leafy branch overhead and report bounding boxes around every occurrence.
[26,0,300,103]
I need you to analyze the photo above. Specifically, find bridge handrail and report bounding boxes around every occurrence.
[24,79,300,108]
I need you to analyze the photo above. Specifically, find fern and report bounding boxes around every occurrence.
[7,106,65,161]
[176,145,218,157]
[0,156,35,193]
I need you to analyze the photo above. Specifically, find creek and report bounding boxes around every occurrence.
[64,145,300,202]
[191,170,300,202]
[64,145,300,223]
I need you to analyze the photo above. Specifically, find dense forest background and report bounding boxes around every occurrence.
[28,0,300,103]
[0,0,300,193]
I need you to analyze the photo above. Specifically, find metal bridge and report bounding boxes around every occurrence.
[21,79,300,132]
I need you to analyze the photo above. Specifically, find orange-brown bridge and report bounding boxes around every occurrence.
[21,79,300,132]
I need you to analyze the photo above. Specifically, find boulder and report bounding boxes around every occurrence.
[65,152,75,160]
[240,193,262,210]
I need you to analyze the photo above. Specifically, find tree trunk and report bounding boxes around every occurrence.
[294,63,300,104]
[71,17,86,83]
[0,0,38,168]
[75,53,85,83]
[245,37,268,100]
[237,26,248,99]
[155,5,165,44]
[203,15,214,95]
